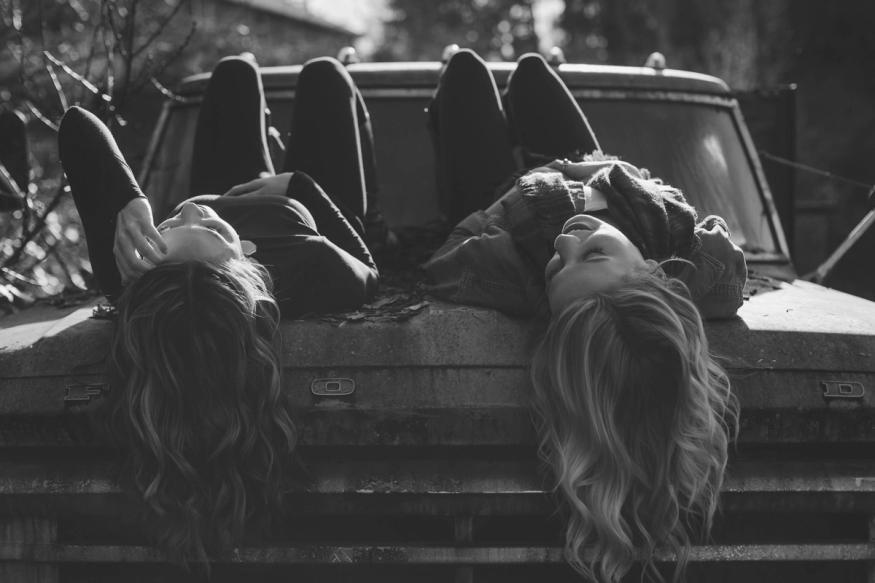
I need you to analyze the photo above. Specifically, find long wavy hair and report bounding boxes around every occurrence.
[531,272,738,582]
[105,258,297,567]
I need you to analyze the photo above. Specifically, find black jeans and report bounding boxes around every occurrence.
[427,49,600,226]
[190,56,377,235]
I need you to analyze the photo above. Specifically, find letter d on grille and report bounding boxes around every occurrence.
[821,380,865,400]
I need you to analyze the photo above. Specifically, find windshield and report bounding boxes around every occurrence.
[143,91,780,258]
[582,100,777,255]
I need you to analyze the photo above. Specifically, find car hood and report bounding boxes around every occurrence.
[1,279,873,446]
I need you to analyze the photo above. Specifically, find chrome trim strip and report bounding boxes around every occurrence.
[264,87,740,104]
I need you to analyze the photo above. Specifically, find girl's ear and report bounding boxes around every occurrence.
[241,239,257,257]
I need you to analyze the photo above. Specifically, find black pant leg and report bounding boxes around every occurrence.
[287,172,376,273]
[427,49,516,226]
[283,57,369,231]
[504,53,600,161]
[189,56,274,196]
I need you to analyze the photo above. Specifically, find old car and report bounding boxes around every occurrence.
[1,50,873,582]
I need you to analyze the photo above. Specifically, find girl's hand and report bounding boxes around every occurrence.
[114,197,167,282]
[223,172,293,197]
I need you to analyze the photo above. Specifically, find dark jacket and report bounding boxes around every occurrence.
[425,160,747,319]
[77,171,378,318]
[188,172,378,317]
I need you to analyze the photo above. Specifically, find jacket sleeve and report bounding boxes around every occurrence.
[59,108,148,302]
[424,169,576,316]
[269,237,378,316]
[424,208,538,315]
[429,179,561,317]
[671,215,747,319]
[508,169,577,271]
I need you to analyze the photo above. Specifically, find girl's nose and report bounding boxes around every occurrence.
[179,202,205,223]
[554,233,581,263]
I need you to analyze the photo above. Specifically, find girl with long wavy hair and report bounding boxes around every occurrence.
[58,55,382,566]
[425,49,742,581]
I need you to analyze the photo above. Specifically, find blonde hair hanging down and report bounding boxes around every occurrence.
[531,271,738,582]
[106,258,297,567]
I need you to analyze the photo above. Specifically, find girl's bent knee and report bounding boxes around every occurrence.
[443,48,491,81]
[512,52,554,82]
[299,56,355,97]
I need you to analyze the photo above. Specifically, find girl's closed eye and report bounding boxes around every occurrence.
[582,246,605,260]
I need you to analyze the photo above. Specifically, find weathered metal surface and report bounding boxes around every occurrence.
[2,458,872,499]
[3,283,875,383]
[6,361,868,418]
[0,517,57,583]
[0,405,871,447]
[0,542,871,565]
[1,365,873,445]
[2,363,874,416]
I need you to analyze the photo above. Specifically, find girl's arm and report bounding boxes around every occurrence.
[670,216,747,319]
[59,107,165,300]
[425,176,566,316]
[509,169,578,271]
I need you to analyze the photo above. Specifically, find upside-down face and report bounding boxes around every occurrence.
[545,214,656,314]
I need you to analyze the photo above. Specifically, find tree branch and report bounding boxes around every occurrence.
[43,57,69,111]
[0,183,68,271]
[132,18,196,92]
[44,50,113,104]
[23,100,59,131]
[132,0,188,59]
[79,10,104,102]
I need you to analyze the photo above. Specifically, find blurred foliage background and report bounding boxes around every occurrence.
[1,0,874,309]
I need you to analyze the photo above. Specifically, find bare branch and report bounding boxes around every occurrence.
[132,19,196,92]
[126,0,139,59]
[43,58,69,111]
[79,11,104,102]
[24,100,59,132]
[104,0,123,50]
[44,50,112,103]
[113,0,140,112]
[0,266,40,286]
[47,245,75,287]
[0,183,68,271]
[102,0,117,107]
[131,0,187,59]
[12,0,32,101]
[149,76,193,104]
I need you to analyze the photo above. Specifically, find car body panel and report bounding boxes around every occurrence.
[2,281,872,446]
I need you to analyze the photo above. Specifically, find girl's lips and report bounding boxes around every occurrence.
[561,214,603,235]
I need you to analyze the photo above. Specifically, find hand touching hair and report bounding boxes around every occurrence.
[106,258,297,567]
[531,272,738,582]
